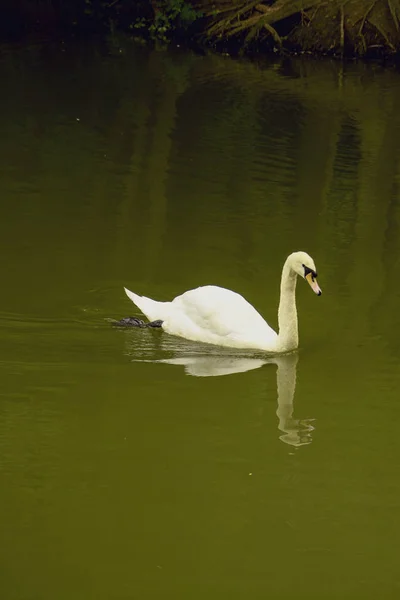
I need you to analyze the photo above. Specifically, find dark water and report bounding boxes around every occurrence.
[1,37,400,599]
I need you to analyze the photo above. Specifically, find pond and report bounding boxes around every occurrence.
[1,36,400,599]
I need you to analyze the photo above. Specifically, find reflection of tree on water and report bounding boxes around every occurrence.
[124,332,314,447]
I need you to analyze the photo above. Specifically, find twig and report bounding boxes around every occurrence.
[359,35,367,54]
[371,17,396,50]
[388,0,399,32]
[238,0,324,26]
[225,14,263,37]
[243,11,282,47]
[308,4,321,24]
[264,22,283,45]
[358,0,377,36]
[206,1,260,37]
[340,3,345,56]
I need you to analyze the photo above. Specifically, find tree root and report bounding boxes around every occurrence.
[199,0,400,56]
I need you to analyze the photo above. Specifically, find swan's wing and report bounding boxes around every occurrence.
[170,285,277,342]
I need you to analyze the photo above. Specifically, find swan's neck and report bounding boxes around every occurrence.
[277,260,299,351]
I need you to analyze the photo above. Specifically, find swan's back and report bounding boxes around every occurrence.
[166,285,277,348]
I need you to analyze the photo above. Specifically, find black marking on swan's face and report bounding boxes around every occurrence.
[303,263,322,296]
[303,264,318,281]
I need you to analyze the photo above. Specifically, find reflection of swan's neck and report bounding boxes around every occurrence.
[276,353,298,416]
[275,353,313,447]
[277,260,298,351]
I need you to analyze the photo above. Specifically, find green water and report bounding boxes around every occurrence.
[1,38,400,599]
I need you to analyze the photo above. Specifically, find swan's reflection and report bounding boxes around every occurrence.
[123,333,314,447]
[157,355,267,377]
[159,352,313,447]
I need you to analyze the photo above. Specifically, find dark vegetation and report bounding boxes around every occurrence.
[2,0,400,58]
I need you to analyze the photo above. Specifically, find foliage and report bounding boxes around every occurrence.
[146,0,202,41]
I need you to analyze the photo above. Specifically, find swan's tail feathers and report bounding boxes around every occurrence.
[124,287,169,322]
[124,287,142,307]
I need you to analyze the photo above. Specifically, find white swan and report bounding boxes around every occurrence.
[123,251,321,353]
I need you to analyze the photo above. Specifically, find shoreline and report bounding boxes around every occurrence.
[1,0,400,62]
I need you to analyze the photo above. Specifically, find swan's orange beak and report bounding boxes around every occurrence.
[306,272,322,296]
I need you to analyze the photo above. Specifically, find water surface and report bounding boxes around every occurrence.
[1,38,400,599]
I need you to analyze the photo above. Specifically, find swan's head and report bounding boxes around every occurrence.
[289,251,322,296]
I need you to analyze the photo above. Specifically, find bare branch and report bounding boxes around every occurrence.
[388,0,400,31]
[263,21,283,45]
[340,3,345,55]
[358,0,377,36]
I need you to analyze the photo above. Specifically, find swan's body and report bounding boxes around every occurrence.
[123,251,321,353]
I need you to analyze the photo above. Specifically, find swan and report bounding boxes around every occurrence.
[123,251,321,353]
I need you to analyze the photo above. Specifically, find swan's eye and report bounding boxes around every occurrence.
[303,264,317,280]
